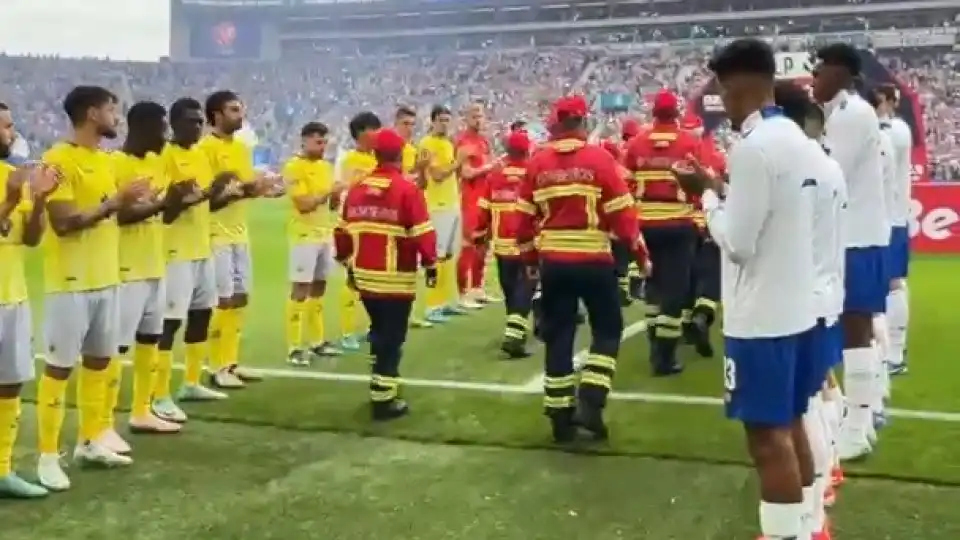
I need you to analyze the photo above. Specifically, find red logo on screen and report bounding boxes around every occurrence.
[212,22,237,48]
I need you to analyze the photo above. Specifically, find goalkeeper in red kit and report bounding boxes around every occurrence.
[516,95,648,443]
[334,128,439,421]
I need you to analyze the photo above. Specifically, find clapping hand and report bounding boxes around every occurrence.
[29,164,61,201]
[671,154,720,196]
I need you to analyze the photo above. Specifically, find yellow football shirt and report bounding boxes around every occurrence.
[417,134,459,210]
[337,149,377,185]
[0,164,30,305]
[42,142,120,293]
[161,142,213,262]
[283,155,335,245]
[114,151,167,282]
[402,143,417,175]
[197,134,255,247]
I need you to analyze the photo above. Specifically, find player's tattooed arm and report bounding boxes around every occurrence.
[47,178,150,236]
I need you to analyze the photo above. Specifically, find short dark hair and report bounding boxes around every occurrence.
[773,81,814,128]
[204,90,240,125]
[865,86,883,109]
[708,39,777,82]
[395,106,416,119]
[169,97,202,123]
[509,120,526,131]
[127,101,167,128]
[0,102,8,111]
[876,83,899,104]
[816,43,862,77]
[348,111,381,141]
[62,85,117,126]
[430,105,451,121]
[300,121,328,138]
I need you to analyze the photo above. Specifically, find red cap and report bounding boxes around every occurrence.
[652,89,680,113]
[504,130,532,154]
[621,118,641,139]
[681,115,703,130]
[552,94,589,118]
[371,128,405,155]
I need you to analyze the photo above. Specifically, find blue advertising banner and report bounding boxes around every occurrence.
[190,19,263,59]
[598,92,632,113]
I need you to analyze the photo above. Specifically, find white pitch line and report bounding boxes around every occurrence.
[521,319,648,390]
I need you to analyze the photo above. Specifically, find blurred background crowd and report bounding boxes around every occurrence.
[0,1,958,180]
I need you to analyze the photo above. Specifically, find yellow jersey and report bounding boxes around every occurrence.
[197,134,255,246]
[283,155,335,244]
[417,134,459,211]
[335,149,377,185]
[402,142,417,175]
[160,142,213,262]
[114,151,167,282]
[0,165,31,304]
[42,142,121,293]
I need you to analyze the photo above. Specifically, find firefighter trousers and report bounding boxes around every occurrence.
[686,236,721,325]
[361,296,413,404]
[496,256,536,341]
[539,261,623,413]
[642,224,698,342]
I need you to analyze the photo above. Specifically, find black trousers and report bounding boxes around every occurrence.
[539,261,623,411]
[361,296,412,403]
[612,239,631,280]
[642,224,698,340]
[690,237,721,324]
[496,256,536,339]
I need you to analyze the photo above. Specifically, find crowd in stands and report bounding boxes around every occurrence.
[0,30,957,180]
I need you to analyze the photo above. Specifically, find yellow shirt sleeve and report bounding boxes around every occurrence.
[284,158,311,198]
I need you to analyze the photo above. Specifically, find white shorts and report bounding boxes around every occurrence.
[166,258,217,320]
[430,210,461,259]
[118,278,166,347]
[289,241,335,283]
[0,301,34,384]
[214,244,253,298]
[43,286,120,368]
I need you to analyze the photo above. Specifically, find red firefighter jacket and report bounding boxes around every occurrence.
[334,164,438,299]
[515,137,648,267]
[474,159,527,258]
[624,122,703,227]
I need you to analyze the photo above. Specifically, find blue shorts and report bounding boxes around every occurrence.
[797,319,843,398]
[723,329,815,426]
[887,226,910,280]
[844,246,888,314]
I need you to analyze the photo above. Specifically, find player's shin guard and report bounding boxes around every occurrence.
[183,342,206,386]
[285,299,306,353]
[0,396,20,476]
[101,358,124,432]
[130,343,157,419]
[77,366,108,443]
[886,285,908,368]
[154,350,174,400]
[840,348,875,457]
[805,396,830,535]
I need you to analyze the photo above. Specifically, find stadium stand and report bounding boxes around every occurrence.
[0,0,957,179]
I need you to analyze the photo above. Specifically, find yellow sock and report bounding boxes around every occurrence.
[341,282,358,337]
[77,366,108,442]
[101,358,124,432]
[218,309,240,368]
[286,298,306,352]
[232,306,247,366]
[131,343,157,418]
[0,396,20,476]
[305,297,326,346]
[37,374,67,454]
[184,341,206,385]
[154,350,174,400]
[209,308,225,370]
[440,259,456,304]
[427,262,447,310]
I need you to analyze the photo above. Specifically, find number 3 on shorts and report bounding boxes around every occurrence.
[723,356,737,392]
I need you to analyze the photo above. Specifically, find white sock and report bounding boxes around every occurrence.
[800,486,815,540]
[873,314,892,402]
[887,285,909,366]
[805,397,829,534]
[843,347,875,433]
[759,500,803,539]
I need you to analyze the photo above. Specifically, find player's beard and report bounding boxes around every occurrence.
[99,124,119,140]
[224,119,243,135]
[0,141,10,160]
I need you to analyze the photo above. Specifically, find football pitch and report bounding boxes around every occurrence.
[4,201,960,539]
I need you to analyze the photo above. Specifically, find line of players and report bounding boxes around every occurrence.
[0,87,288,498]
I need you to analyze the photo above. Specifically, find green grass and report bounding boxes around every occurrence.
[4,201,960,538]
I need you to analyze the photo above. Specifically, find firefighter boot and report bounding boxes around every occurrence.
[372,398,410,421]
[548,408,578,443]
[501,336,532,359]
[650,337,684,377]
[690,312,714,358]
[574,393,609,441]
